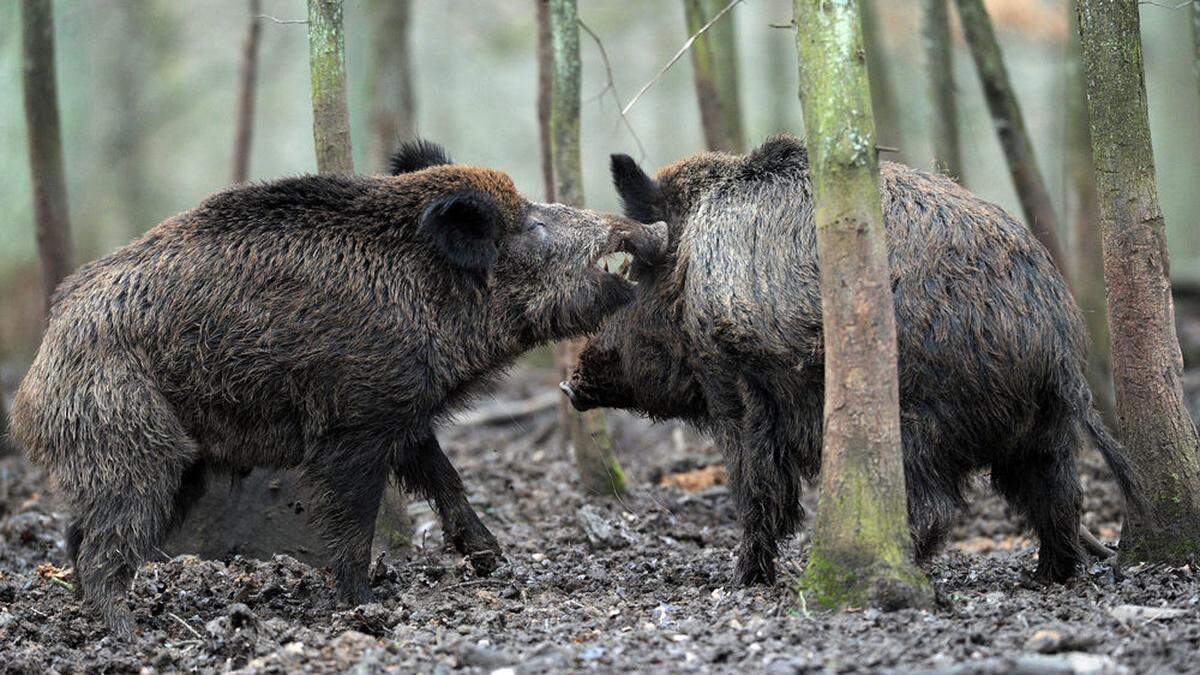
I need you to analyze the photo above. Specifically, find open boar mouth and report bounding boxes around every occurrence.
[591,251,636,285]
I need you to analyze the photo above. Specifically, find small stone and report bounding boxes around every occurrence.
[1026,628,1065,653]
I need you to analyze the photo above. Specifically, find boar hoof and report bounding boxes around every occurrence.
[464,544,503,576]
[103,606,135,639]
[337,583,376,607]
[733,553,777,587]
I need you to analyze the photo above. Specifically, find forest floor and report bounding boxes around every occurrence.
[1,364,1199,674]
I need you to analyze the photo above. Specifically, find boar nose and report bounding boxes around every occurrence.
[613,220,668,262]
[559,380,595,411]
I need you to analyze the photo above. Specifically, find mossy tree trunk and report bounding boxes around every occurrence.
[21,0,72,318]
[682,0,744,153]
[1065,9,1114,424]
[1076,0,1200,565]
[955,0,1067,274]
[542,0,626,497]
[310,0,409,549]
[232,0,262,183]
[793,0,932,610]
[861,0,902,159]
[308,0,353,174]
[368,0,415,172]
[922,0,962,179]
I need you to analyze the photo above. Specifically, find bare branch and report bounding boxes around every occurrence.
[255,14,307,24]
[578,18,647,160]
[621,0,743,117]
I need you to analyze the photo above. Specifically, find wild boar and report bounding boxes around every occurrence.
[563,135,1136,586]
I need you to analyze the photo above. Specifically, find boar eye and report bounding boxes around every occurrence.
[525,220,549,239]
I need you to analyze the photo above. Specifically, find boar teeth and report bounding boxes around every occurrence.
[594,252,635,283]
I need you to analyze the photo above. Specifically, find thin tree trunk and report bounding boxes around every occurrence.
[1065,9,1114,425]
[1193,2,1200,106]
[544,0,626,497]
[21,0,72,318]
[922,0,962,179]
[232,0,262,183]
[536,0,555,201]
[861,0,902,158]
[308,0,353,174]
[682,0,745,153]
[955,0,1067,274]
[793,0,931,610]
[1077,0,1200,564]
[369,0,416,172]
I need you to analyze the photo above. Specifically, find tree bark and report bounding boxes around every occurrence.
[861,0,902,158]
[232,0,262,184]
[1077,0,1200,565]
[682,0,745,153]
[1065,8,1114,424]
[21,0,72,319]
[308,0,353,174]
[368,0,416,173]
[544,0,627,497]
[536,0,556,201]
[793,0,932,610]
[955,0,1067,274]
[922,0,962,179]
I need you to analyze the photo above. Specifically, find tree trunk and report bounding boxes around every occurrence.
[682,0,745,153]
[232,0,262,184]
[536,0,556,201]
[1065,8,1114,424]
[922,0,962,179]
[369,0,416,172]
[544,0,627,497]
[955,0,1067,274]
[21,0,72,319]
[793,0,932,610]
[1076,0,1200,564]
[308,0,353,174]
[861,0,902,158]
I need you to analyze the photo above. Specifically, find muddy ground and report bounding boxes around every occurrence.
[1,364,1198,674]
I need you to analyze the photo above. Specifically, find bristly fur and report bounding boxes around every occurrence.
[572,133,1140,589]
[389,139,453,175]
[610,154,665,224]
[420,190,501,271]
[9,149,668,636]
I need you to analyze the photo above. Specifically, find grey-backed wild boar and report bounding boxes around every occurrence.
[11,140,665,635]
[562,135,1137,587]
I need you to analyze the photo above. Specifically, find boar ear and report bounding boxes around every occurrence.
[611,154,665,224]
[389,139,453,175]
[419,190,501,272]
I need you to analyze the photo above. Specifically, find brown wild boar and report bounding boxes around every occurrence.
[11,140,665,636]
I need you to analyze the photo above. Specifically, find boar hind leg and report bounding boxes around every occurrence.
[70,369,197,637]
[990,405,1084,583]
[394,432,501,575]
[304,430,391,605]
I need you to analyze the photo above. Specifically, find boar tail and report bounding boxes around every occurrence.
[1084,408,1143,512]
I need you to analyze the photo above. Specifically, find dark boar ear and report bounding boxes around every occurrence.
[389,139,453,175]
[419,191,501,272]
[611,154,665,224]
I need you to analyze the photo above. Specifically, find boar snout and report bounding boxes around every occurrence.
[609,219,668,264]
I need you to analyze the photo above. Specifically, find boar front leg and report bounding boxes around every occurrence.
[304,427,392,605]
[719,372,808,587]
[393,431,502,575]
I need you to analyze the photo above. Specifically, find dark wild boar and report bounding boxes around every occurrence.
[562,135,1137,587]
[11,140,665,635]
